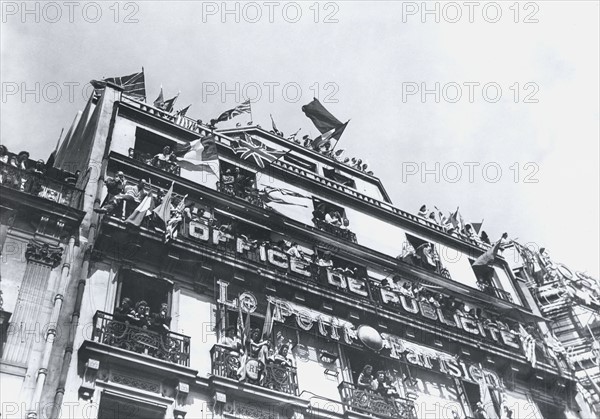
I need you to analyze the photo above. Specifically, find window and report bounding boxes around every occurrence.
[218,162,258,203]
[98,394,165,419]
[284,154,317,172]
[115,270,172,321]
[312,198,357,243]
[469,260,513,302]
[401,234,449,278]
[134,127,176,156]
[323,168,356,189]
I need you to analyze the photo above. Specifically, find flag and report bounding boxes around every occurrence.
[175,134,219,175]
[125,195,155,227]
[473,237,504,267]
[287,128,301,142]
[270,114,283,136]
[478,365,500,419]
[472,220,484,235]
[214,99,251,124]
[263,186,310,199]
[232,133,286,169]
[262,300,274,340]
[473,235,506,283]
[91,70,146,101]
[312,121,349,150]
[302,98,349,148]
[153,182,174,226]
[175,105,191,117]
[162,92,179,113]
[153,86,164,108]
[448,207,464,230]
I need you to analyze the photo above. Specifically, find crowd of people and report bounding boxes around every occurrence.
[312,208,355,241]
[356,365,401,402]
[1,145,80,200]
[416,204,490,246]
[114,297,171,333]
[219,326,295,389]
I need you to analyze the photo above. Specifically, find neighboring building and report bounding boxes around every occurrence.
[0,81,596,419]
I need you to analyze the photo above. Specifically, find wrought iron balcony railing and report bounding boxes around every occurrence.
[313,218,358,243]
[476,282,514,303]
[211,344,299,396]
[91,311,191,366]
[128,148,181,176]
[338,382,417,419]
[0,161,83,209]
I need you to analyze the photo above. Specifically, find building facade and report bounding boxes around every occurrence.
[1,82,598,419]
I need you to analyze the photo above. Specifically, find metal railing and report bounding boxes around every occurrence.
[91,311,191,366]
[338,382,417,419]
[313,218,358,243]
[128,148,181,176]
[211,344,299,396]
[0,161,84,209]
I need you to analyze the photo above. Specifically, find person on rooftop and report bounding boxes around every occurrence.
[418,204,428,218]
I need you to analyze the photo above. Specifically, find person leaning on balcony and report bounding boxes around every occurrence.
[357,364,374,391]
[151,303,171,333]
[153,146,176,166]
[114,297,136,323]
[95,179,147,214]
[133,300,151,329]
[11,151,30,170]
[286,242,304,260]
[0,145,9,164]
[473,402,489,419]
[272,344,295,368]
[220,326,242,354]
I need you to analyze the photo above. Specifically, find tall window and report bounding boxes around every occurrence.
[115,270,172,319]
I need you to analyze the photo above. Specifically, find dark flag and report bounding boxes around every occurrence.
[154,87,164,108]
[214,99,251,124]
[175,105,191,117]
[312,121,349,150]
[91,70,146,101]
[302,98,349,148]
[232,133,286,169]
[270,114,283,136]
[162,93,179,113]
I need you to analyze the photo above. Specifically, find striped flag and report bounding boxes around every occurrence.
[214,99,251,124]
[162,93,179,113]
[232,133,286,169]
[262,300,274,340]
[91,70,146,101]
[153,182,174,226]
[125,195,155,227]
[175,134,219,175]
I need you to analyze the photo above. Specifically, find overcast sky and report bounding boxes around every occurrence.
[1,1,598,276]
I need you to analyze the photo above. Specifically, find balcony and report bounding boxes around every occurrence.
[211,344,299,396]
[128,148,181,176]
[91,311,191,367]
[313,218,358,243]
[477,281,514,303]
[0,161,84,209]
[338,382,417,419]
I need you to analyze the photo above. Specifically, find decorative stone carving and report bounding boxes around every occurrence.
[25,239,63,268]
[79,358,100,400]
[110,373,161,393]
[224,401,279,419]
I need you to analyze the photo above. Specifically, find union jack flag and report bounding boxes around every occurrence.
[232,133,286,169]
[91,70,146,101]
[214,99,251,123]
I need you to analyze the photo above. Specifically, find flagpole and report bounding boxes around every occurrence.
[249,100,253,124]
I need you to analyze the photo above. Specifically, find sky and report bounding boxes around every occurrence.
[1,1,598,276]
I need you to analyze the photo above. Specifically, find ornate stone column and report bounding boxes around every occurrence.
[2,239,62,364]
